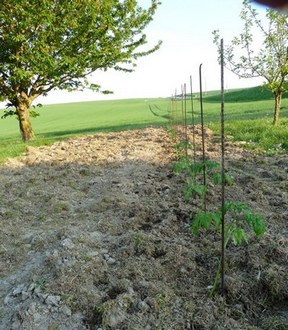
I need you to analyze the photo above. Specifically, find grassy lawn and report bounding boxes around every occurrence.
[175,86,288,154]
[205,87,288,154]
[0,86,287,163]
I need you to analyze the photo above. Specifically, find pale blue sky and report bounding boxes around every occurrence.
[6,0,268,106]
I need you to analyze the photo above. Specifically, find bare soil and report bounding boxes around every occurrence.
[0,126,287,330]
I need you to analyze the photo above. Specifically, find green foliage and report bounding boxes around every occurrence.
[1,108,16,119]
[231,227,248,246]
[172,140,191,159]
[192,201,266,242]
[213,0,288,124]
[189,159,220,176]
[191,200,266,295]
[212,172,233,185]
[192,210,222,233]
[184,181,206,200]
[245,211,266,236]
[172,156,190,174]
[0,0,161,138]
[173,157,227,205]
[173,157,220,177]
[189,161,206,175]
[1,103,42,119]
[0,0,161,95]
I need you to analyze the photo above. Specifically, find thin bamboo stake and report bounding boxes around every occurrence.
[190,75,196,164]
[181,85,184,139]
[174,89,178,133]
[220,38,226,295]
[184,83,188,158]
[199,64,207,212]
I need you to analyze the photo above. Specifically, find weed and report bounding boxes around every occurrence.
[79,168,90,176]
[54,201,70,212]
[85,305,104,328]
[35,279,47,291]
[37,214,47,222]
[133,232,144,252]
[61,293,77,312]
[77,236,87,244]
[155,292,173,312]
[82,255,93,262]
[3,210,16,219]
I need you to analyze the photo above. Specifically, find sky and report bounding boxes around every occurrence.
[3,0,268,106]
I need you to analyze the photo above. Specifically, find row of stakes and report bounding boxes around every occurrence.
[169,40,226,294]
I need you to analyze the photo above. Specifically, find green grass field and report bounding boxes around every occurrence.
[0,86,287,163]
[172,86,288,154]
[0,98,169,162]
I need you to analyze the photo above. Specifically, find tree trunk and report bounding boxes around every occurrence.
[273,92,282,126]
[16,102,34,142]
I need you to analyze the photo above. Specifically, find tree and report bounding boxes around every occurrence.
[0,0,161,141]
[213,0,288,126]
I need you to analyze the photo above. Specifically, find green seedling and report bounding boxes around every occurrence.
[173,157,220,178]
[191,201,266,295]
[173,158,232,210]
[172,156,190,174]
[184,160,222,203]
[173,140,191,159]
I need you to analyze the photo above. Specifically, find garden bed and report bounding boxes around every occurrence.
[0,127,287,329]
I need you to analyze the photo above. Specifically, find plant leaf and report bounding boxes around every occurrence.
[189,162,205,175]
[172,157,190,174]
[191,211,213,233]
[225,174,234,185]
[184,183,206,200]
[212,172,222,185]
[212,210,222,230]
[228,201,250,214]
[232,227,248,245]
[245,212,266,236]
[204,160,220,172]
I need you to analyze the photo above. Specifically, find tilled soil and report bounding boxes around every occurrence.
[0,126,287,330]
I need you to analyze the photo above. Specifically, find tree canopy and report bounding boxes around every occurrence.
[213,0,288,125]
[0,0,161,141]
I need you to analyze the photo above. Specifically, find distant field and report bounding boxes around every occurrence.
[0,98,170,138]
[0,98,169,162]
[0,86,287,163]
